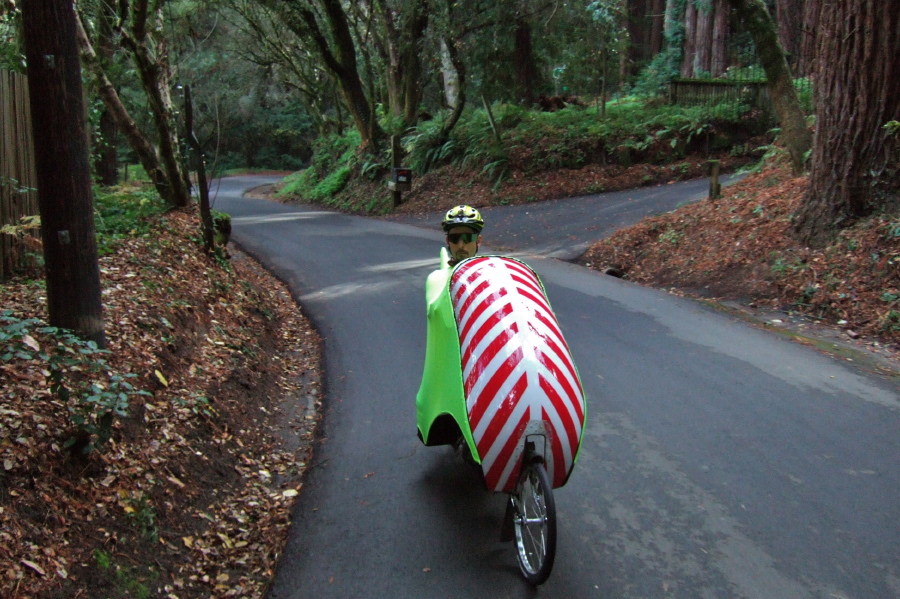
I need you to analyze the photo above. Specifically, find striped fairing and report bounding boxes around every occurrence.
[450,256,585,492]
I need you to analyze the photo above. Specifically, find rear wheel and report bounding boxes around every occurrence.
[512,459,556,585]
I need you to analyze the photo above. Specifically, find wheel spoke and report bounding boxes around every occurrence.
[513,460,557,584]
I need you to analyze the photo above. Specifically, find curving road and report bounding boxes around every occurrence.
[211,176,900,599]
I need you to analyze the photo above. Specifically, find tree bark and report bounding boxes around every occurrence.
[711,0,729,76]
[680,1,697,77]
[20,0,105,347]
[625,0,652,70]
[75,15,173,204]
[184,86,214,255]
[793,0,900,246]
[440,38,459,108]
[727,0,812,173]
[400,0,429,126]
[650,0,666,56]
[270,0,382,150]
[514,16,538,104]
[374,0,428,126]
[120,0,190,208]
[695,1,713,75]
[775,0,804,71]
[798,0,819,77]
[439,34,466,140]
[93,0,118,186]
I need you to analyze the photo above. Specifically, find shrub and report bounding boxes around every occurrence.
[0,310,149,454]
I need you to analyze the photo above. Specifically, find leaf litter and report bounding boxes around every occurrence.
[1,208,323,598]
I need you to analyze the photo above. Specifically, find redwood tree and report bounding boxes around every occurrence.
[20,0,105,346]
[775,0,804,72]
[793,0,900,246]
[681,1,730,78]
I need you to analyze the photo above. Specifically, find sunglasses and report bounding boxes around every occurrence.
[447,232,478,244]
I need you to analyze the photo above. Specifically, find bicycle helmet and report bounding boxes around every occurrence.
[442,205,484,233]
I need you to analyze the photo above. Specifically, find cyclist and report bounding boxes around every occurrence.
[416,204,484,449]
[441,205,484,266]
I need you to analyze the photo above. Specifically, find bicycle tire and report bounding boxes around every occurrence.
[512,459,557,585]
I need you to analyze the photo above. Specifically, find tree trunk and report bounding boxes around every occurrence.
[625,0,652,71]
[664,0,680,46]
[272,0,381,150]
[183,86,214,255]
[439,34,466,140]
[93,0,118,186]
[122,0,190,208]
[680,1,697,77]
[798,0,819,77]
[75,15,174,204]
[440,38,459,108]
[514,17,538,105]
[793,0,900,246]
[727,0,811,173]
[775,0,804,71]
[21,0,105,347]
[400,0,429,126]
[695,2,713,75]
[650,0,666,56]
[711,0,729,76]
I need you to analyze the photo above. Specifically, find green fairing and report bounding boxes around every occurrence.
[416,248,480,463]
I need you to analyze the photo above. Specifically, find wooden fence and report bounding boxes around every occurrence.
[1,69,38,281]
[669,78,774,114]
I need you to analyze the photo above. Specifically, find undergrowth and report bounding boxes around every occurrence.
[275,97,765,214]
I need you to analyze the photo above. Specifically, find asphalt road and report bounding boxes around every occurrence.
[211,176,900,599]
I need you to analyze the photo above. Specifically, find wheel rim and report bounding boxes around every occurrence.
[513,462,554,579]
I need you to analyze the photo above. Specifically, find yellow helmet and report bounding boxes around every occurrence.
[441,205,484,233]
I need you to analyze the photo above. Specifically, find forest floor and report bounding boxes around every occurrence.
[1,211,323,598]
[2,151,899,597]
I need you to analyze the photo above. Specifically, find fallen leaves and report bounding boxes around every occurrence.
[583,155,900,353]
[0,208,323,598]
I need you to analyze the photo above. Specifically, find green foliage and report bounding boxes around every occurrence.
[658,226,684,245]
[174,392,214,418]
[94,185,169,254]
[0,9,25,72]
[277,168,319,198]
[309,130,361,177]
[0,213,41,271]
[275,129,363,202]
[123,491,158,543]
[301,98,757,213]
[633,49,681,98]
[404,116,458,173]
[885,120,900,137]
[309,165,352,200]
[211,210,231,246]
[118,163,151,183]
[93,549,155,599]
[794,77,815,114]
[769,254,804,275]
[0,310,150,454]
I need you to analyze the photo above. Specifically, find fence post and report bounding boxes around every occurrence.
[708,159,721,200]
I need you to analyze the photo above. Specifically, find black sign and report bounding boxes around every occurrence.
[392,168,412,184]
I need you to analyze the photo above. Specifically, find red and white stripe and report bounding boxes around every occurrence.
[451,257,585,492]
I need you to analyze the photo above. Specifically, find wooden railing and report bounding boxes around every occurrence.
[1,69,39,280]
[669,78,773,114]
